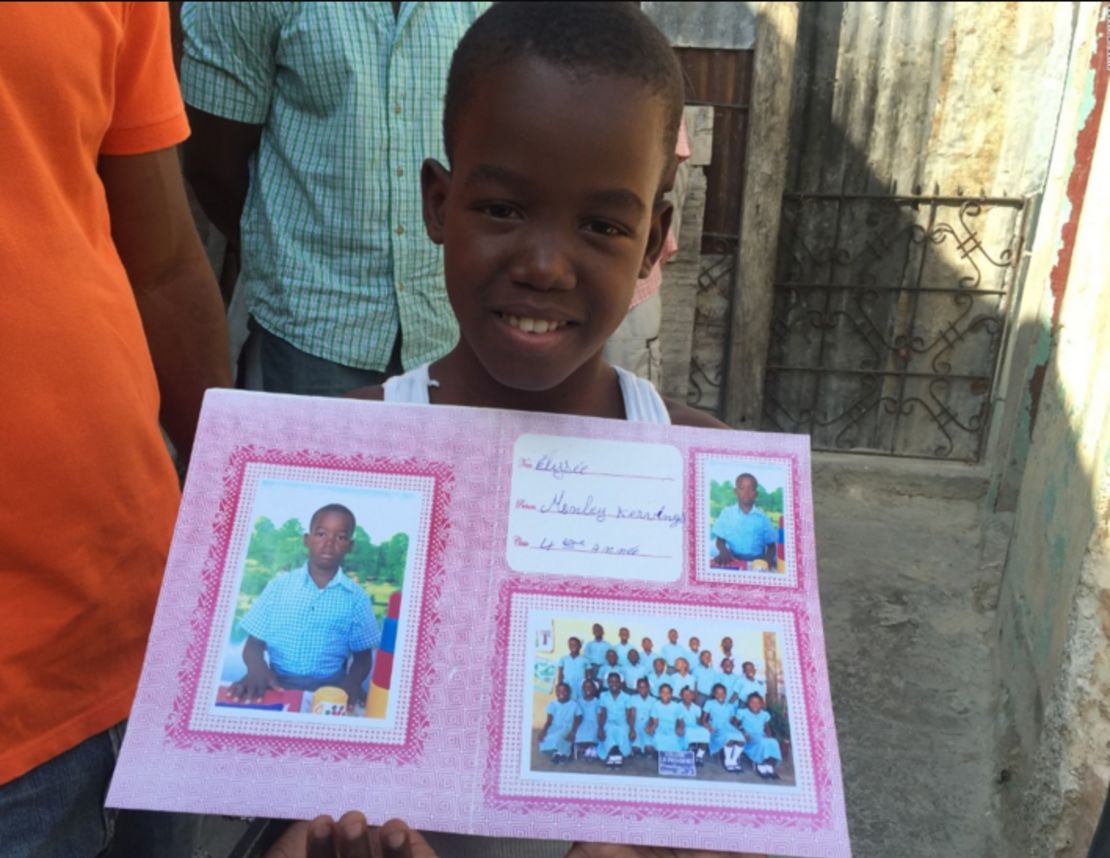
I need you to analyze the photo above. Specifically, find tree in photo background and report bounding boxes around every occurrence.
[233,515,409,643]
[708,479,784,529]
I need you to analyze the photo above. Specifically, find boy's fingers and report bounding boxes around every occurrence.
[306,816,338,858]
[334,811,373,858]
[377,818,439,858]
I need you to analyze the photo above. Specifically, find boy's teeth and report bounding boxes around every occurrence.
[505,314,563,333]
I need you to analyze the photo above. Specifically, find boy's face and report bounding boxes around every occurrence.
[743,663,757,679]
[641,637,653,651]
[568,637,581,655]
[667,629,678,643]
[619,627,630,643]
[423,58,671,395]
[593,624,604,639]
[735,476,758,510]
[556,683,570,702]
[304,511,354,573]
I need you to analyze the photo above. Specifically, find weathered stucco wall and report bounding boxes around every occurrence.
[993,4,1110,853]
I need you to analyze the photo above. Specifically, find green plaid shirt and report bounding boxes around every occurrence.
[181,2,488,371]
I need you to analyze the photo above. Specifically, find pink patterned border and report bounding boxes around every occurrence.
[482,581,839,832]
[687,448,807,592]
[163,445,454,763]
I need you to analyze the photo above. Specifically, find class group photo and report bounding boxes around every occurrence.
[528,614,795,786]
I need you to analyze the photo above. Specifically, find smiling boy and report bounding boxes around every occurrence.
[230,503,380,708]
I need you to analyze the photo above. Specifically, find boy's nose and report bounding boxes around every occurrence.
[510,230,575,291]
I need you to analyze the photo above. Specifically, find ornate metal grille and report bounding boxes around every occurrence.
[764,192,1028,461]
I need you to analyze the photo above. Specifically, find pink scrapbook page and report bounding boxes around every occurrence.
[107,389,851,857]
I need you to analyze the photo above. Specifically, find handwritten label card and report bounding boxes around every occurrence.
[506,434,684,581]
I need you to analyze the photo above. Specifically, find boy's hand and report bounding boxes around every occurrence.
[341,677,368,710]
[264,814,442,858]
[228,666,282,702]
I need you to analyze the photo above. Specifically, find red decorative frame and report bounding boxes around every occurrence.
[687,448,807,592]
[163,445,454,763]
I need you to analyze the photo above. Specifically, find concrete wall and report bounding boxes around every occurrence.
[992,4,1110,854]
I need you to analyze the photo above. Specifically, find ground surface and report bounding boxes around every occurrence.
[813,470,1004,858]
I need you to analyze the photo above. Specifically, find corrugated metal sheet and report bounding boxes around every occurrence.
[643,1,757,50]
[763,1,1074,459]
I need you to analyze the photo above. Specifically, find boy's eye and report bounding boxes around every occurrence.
[477,202,522,220]
[583,220,629,238]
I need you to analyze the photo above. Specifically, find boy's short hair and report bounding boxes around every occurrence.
[309,503,356,532]
[444,2,684,168]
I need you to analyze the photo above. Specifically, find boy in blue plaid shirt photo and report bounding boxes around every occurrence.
[229,503,380,709]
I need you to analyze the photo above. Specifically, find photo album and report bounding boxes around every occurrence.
[107,389,851,857]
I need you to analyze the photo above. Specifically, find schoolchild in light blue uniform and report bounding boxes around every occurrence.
[575,679,602,758]
[557,636,589,700]
[597,672,634,765]
[677,686,711,763]
[668,657,696,698]
[703,683,746,770]
[621,649,649,692]
[739,692,782,778]
[612,627,634,665]
[639,637,657,667]
[661,628,688,669]
[645,684,684,752]
[736,661,767,708]
[719,659,742,704]
[686,636,705,670]
[598,649,622,692]
[692,648,721,705]
[583,624,612,681]
[629,678,655,754]
[538,682,582,762]
[647,657,670,699]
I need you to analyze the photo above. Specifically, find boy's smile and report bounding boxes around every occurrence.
[423,56,671,410]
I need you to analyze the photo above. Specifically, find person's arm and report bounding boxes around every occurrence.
[99,147,231,461]
[229,635,282,701]
[178,1,279,246]
[570,713,583,741]
[539,713,554,743]
[182,109,262,247]
[597,707,608,742]
[715,537,735,566]
[342,648,374,707]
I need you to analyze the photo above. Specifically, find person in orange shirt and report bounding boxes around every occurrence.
[0,3,229,855]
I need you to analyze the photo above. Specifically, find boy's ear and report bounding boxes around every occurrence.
[639,199,674,280]
[421,158,452,245]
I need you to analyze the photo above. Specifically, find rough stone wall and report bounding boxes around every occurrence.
[993,5,1110,853]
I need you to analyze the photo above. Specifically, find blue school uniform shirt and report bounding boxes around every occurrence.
[648,670,673,698]
[599,691,634,730]
[661,642,689,668]
[712,504,777,558]
[558,653,588,695]
[240,565,380,678]
[598,662,624,686]
[738,707,773,739]
[736,676,768,706]
[583,639,614,669]
[621,660,649,690]
[576,697,601,743]
[693,664,722,696]
[669,671,697,698]
[613,642,634,664]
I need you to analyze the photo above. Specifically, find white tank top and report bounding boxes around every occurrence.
[383,361,668,858]
[383,363,672,424]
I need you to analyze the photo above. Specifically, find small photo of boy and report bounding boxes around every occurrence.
[701,458,791,579]
[213,478,421,724]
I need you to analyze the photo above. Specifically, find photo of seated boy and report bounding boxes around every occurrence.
[228,503,381,710]
[712,473,778,568]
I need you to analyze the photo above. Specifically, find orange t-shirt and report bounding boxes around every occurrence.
[0,2,190,784]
